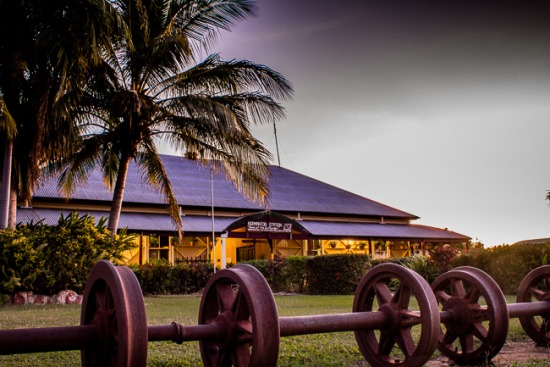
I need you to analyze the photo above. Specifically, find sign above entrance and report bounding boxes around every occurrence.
[247,221,292,233]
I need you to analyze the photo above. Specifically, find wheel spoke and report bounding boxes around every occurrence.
[236,320,253,343]
[232,342,252,366]
[435,289,451,303]
[529,286,546,301]
[233,290,250,322]
[105,287,115,310]
[471,322,488,340]
[219,353,232,367]
[451,279,466,298]
[400,310,422,328]
[442,329,458,346]
[459,333,474,353]
[216,283,236,312]
[208,345,231,367]
[374,280,393,305]
[95,284,107,310]
[393,283,411,309]
[396,328,416,357]
[466,286,481,304]
[540,318,550,336]
[378,333,396,356]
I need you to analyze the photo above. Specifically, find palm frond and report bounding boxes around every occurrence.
[56,136,105,198]
[159,54,293,101]
[136,141,183,236]
[0,97,17,138]
[169,0,257,48]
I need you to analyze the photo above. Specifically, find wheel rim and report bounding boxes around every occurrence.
[199,264,280,367]
[80,260,148,367]
[353,263,440,367]
[517,265,550,347]
[432,266,508,365]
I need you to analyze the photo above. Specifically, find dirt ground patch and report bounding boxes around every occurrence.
[425,341,549,366]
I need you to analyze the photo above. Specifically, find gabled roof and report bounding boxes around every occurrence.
[33,154,417,219]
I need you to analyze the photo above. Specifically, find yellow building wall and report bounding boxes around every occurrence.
[120,235,432,267]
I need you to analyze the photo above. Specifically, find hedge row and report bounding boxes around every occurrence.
[129,261,214,295]
[131,255,371,296]
[241,256,307,293]
[242,254,371,295]
[306,254,370,295]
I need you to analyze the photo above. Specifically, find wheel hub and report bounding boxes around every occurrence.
[442,297,482,336]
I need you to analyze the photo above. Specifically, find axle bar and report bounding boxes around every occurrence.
[0,325,99,354]
[436,302,550,323]
[0,321,228,355]
[508,301,550,319]
[148,322,226,343]
[279,311,387,337]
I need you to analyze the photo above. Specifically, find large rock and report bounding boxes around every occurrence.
[12,292,29,305]
[34,294,53,305]
[65,290,81,304]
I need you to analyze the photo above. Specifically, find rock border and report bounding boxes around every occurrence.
[11,290,83,305]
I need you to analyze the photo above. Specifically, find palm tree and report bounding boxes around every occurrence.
[0,97,16,229]
[0,0,126,229]
[56,0,293,235]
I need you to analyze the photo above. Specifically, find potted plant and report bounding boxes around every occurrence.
[329,241,337,248]
[375,241,386,251]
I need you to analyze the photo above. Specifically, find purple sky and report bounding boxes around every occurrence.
[201,0,550,246]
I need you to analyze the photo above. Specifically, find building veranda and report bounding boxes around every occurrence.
[19,155,470,267]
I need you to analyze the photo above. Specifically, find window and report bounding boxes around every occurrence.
[237,245,255,262]
[149,235,170,261]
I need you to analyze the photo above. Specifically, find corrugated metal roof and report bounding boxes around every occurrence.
[33,154,417,219]
[299,221,469,241]
[17,208,235,233]
[17,208,468,241]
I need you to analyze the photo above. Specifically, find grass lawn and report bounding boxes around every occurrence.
[0,295,546,366]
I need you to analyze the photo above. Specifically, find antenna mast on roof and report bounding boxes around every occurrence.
[210,168,216,273]
[273,122,281,167]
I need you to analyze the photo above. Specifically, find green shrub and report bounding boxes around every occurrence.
[282,256,308,293]
[131,260,174,295]
[451,242,550,294]
[402,255,440,284]
[428,245,458,273]
[0,212,134,295]
[242,257,286,292]
[370,257,409,267]
[242,256,309,293]
[131,261,214,295]
[451,247,491,271]
[244,256,308,293]
[306,254,371,295]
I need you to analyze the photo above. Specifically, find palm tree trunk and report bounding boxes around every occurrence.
[8,188,17,229]
[0,139,13,230]
[107,154,131,236]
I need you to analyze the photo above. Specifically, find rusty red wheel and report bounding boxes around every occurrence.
[516,265,550,347]
[81,260,148,367]
[199,264,280,367]
[353,263,440,367]
[431,266,508,366]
